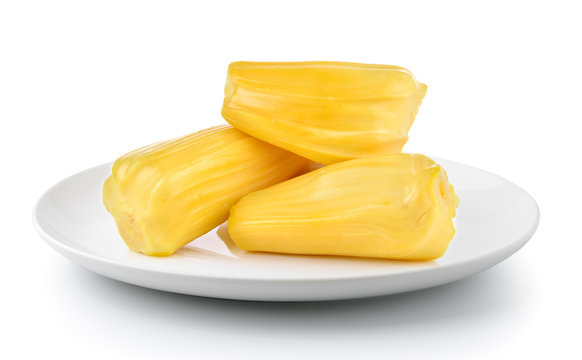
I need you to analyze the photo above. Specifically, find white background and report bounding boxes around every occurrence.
[1,1,580,359]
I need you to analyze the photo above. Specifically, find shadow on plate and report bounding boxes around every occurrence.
[58,258,530,334]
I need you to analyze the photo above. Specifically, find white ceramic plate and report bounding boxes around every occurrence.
[33,159,539,301]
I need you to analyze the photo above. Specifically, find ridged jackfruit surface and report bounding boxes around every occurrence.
[228,153,457,260]
[222,61,427,164]
[103,125,309,256]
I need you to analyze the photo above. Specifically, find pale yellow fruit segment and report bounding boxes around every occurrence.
[102,125,309,257]
[228,153,458,261]
[221,61,427,164]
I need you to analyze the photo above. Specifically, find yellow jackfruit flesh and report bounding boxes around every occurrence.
[102,125,309,256]
[228,153,458,260]
[221,61,427,164]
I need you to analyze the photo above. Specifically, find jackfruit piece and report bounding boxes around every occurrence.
[103,125,309,256]
[228,153,457,260]
[222,61,427,164]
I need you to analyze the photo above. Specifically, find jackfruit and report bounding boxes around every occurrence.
[221,61,427,164]
[228,153,457,260]
[102,125,308,256]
